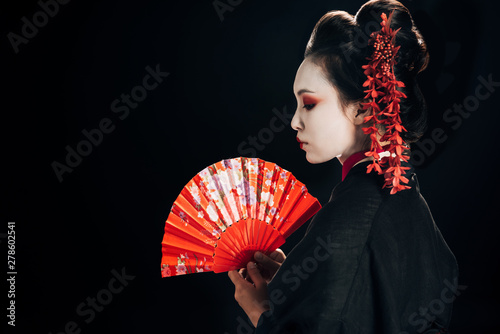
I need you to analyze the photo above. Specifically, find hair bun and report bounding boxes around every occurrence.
[355,0,429,75]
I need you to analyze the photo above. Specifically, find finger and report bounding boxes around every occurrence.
[228,270,244,285]
[269,248,286,263]
[239,268,252,282]
[246,261,265,289]
[254,251,281,273]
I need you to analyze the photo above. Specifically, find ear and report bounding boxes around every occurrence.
[348,101,371,126]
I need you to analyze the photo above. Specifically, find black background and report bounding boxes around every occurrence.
[3,0,499,333]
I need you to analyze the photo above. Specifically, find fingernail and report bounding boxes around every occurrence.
[251,262,257,268]
[255,252,263,260]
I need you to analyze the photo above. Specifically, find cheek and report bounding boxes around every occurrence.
[308,107,350,141]
[304,105,357,161]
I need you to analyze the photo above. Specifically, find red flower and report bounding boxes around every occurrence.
[361,11,411,195]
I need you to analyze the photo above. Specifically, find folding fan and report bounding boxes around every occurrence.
[160,157,321,277]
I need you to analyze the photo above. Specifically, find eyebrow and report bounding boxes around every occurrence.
[296,88,315,96]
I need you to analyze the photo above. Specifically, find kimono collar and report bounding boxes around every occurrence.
[342,148,384,181]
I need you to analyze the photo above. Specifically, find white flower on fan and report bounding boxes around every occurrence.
[280,171,287,180]
[248,161,258,174]
[235,179,247,196]
[279,184,284,191]
[197,211,204,219]
[266,171,273,179]
[205,176,218,192]
[216,170,231,193]
[199,169,210,180]
[270,207,277,215]
[207,202,219,222]
[265,179,272,186]
[190,186,201,205]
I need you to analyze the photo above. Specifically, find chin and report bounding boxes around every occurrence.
[305,153,328,164]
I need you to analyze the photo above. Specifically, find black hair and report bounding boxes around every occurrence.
[304,0,429,143]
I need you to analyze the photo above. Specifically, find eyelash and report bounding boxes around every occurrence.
[303,104,315,111]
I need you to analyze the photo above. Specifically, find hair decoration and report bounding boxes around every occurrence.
[361,11,411,195]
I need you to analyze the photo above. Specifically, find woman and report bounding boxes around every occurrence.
[228,0,458,333]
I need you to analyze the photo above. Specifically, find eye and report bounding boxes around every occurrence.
[302,96,317,111]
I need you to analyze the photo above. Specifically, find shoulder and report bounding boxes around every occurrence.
[306,159,424,237]
[306,161,385,234]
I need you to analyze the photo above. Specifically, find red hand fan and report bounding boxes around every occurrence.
[160,157,321,277]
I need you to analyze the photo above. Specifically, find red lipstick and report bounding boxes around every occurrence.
[296,137,304,149]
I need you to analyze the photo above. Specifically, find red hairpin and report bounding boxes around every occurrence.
[361,11,411,195]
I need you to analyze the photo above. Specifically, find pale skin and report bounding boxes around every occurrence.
[228,56,386,327]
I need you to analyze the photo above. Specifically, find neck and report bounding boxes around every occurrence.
[340,147,386,181]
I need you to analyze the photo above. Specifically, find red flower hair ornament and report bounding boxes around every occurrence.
[361,11,411,195]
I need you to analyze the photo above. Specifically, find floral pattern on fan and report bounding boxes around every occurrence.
[161,253,212,277]
[161,157,322,277]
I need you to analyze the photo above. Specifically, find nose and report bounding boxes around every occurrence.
[291,109,302,131]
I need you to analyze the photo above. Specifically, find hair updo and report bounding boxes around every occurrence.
[304,0,429,143]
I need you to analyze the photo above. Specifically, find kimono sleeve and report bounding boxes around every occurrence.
[254,194,380,333]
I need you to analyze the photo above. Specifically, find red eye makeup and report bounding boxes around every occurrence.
[302,95,319,110]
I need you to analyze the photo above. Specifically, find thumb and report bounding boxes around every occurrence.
[246,262,265,289]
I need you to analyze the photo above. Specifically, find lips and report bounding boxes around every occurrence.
[296,137,306,149]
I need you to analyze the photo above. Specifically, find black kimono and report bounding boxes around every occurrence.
[255,160,459,334]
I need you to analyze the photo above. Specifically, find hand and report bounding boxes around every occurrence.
[254,248,286,284]
[236,249,286,285]
[228,261,271,328]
